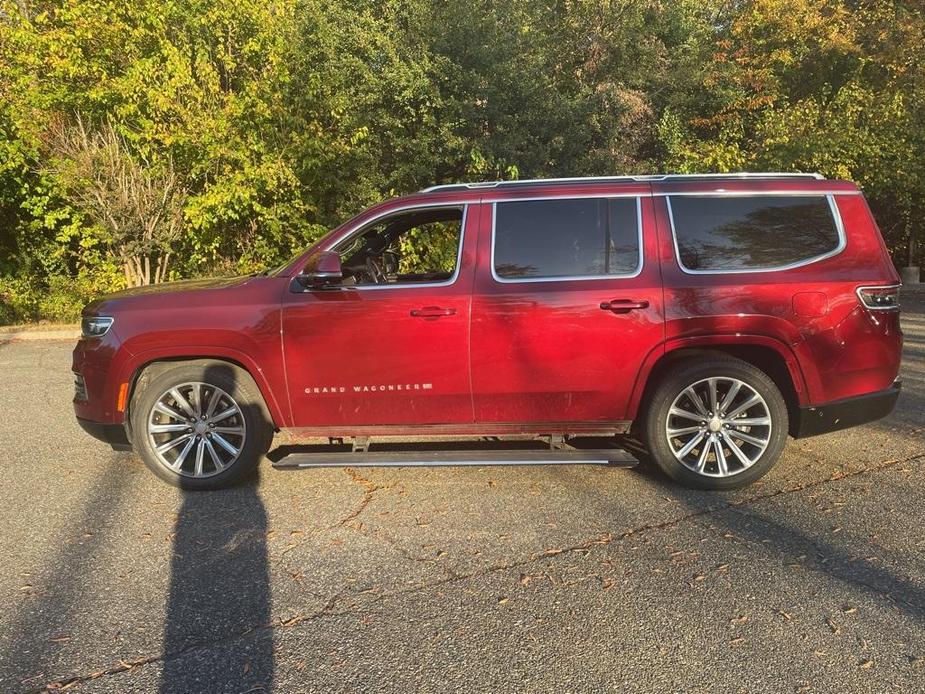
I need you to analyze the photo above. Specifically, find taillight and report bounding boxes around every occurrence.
[856,285,900,310]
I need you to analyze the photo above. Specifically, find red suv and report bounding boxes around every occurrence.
[72,173,902,490]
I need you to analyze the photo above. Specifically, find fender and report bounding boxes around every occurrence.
[626,333,816,419]
[114,345,289,428]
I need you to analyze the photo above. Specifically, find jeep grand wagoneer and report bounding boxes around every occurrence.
[73,174,902,489]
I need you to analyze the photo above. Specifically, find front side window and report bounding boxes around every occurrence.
[669,195,842,272]
[334,207,463,286]
[493,197,640,280]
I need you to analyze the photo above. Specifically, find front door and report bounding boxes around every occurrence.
[470,194,663,425]
[282,204,476,429]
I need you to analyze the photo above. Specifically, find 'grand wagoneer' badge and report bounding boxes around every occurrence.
[304,383,433,395]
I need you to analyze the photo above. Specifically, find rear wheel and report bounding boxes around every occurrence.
[130,362,273,489]
[641,356,789,490]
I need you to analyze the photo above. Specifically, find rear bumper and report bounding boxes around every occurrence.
[76,417,133,451]
[791,381,901,438]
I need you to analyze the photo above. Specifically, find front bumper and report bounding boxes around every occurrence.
[76,417,133,451]
[791,381,901,438]
[72,326,130,423]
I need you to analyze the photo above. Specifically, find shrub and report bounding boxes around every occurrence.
[0,277,41,324]
[0,269,125,325]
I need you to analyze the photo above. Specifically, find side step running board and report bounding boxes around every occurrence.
[270,447,637,469]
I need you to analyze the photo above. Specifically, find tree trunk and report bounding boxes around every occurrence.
[123,253,173,285]
[128,256,147,287]
[154,252,171,284]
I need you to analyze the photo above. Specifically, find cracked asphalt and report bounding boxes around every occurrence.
[1,292,924,694]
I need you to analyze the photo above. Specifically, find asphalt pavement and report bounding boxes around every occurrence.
[1,292,923,693]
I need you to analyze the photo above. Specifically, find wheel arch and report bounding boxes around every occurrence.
[629,336,809,436]
[121,353,284,441]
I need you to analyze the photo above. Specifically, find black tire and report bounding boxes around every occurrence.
[130,361,273,490]
[641,355,789,490]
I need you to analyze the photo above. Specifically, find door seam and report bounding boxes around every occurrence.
[466,199,481,423]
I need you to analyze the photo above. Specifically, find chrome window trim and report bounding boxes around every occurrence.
[305,189,856,287]
[489,196,644,285]
[320,202,470,291]
[855,284,901,311]
[666,193,847,276]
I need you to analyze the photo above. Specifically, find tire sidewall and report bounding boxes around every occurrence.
[643,359,789,490]
[130,363,272,490]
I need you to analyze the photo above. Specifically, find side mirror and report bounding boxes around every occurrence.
[296,250,343,289]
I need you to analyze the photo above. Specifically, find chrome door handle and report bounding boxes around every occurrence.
[600,299,649,313]
[410,306,457,318]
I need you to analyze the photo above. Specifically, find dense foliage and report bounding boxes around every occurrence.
[1,0,922,322]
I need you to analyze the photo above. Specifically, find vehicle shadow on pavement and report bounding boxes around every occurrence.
[160,363,274,693]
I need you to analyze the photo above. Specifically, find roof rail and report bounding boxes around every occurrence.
[420,172,825,193]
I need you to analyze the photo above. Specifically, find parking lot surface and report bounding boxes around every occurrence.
[1,293,923,693]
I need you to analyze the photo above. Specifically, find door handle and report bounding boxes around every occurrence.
[410,306,457,318]
[600,299,649,313]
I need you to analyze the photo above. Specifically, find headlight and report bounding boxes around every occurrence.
[81,316,114,339]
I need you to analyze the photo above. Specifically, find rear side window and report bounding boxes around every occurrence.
[493,198,640,280]
[669,195,842,272]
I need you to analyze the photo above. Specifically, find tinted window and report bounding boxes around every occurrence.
[494,198,640,279]
[670,195,840,272]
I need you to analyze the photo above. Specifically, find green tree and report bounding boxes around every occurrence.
[1,0,923,323]
[656,0,924,266]
[44,118,188,285]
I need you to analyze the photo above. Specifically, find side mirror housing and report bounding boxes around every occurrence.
[296,251,343,289]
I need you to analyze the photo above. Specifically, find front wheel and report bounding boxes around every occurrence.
[641,356,789,490]
[130,362,273,489]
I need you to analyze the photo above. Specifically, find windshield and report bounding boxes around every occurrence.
[265,251,308,277]
[265,232,335,277]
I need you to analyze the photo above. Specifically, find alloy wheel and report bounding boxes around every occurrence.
[146,382,247,478]
[665,377,772,478]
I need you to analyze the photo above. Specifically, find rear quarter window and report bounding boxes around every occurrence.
[668,195,843,272]
[493,197,640,280]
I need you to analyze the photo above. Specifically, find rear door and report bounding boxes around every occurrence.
[469,192,663,426]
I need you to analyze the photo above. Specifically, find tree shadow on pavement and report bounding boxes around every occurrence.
[0,456,132,691]
[628,458,925,626]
